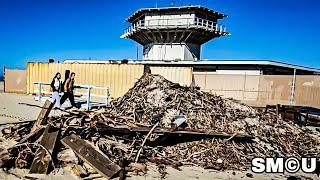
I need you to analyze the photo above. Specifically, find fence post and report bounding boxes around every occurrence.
[86,87,92,111]
[105,88,110,105]
[290,69,296,104]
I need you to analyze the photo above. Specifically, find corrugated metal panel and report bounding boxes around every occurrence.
[27,62,50,94]
[27,63,144,98]
[150,66,193,86]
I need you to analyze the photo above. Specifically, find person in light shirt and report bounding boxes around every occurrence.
[50,72,62,108]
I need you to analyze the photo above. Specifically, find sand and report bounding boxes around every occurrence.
[0,163,318,180]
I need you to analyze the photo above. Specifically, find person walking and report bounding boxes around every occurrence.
[50,72,62,108]
[60,72,77,108]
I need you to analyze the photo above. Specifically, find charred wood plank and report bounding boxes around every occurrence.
[61,134,121,179]
[31,100,54,133]
[29,125,59,174]
[19,126,45,144]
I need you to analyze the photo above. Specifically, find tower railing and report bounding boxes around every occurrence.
[122,17,227,36]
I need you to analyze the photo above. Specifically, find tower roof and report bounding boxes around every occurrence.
[126,5,228,22]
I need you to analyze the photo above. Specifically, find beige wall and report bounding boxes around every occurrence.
[27,63,145,99]
[4,69,27,93]
[295,76,320,107]
[194,73,320,108]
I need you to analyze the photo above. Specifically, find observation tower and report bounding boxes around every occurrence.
[121,6,229,61]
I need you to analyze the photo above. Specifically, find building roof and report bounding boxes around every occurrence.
[126,5,228,22]
[63,59,320,73]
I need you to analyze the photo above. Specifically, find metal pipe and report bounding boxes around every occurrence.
[86,87,92,110]
[290,69,297,104]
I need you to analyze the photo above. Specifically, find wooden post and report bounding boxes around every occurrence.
[19,126,45,144]
[276,104,281,115]
[61,134,121,179]
[31,100,54,133]
[29,125,59,174]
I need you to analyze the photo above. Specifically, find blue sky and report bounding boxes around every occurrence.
[1,0,320,75]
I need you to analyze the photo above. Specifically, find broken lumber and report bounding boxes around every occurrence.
[148,157,182,170]
[71,164,88,178]
[96,123,254,142]
[29,125,59,174]
[61,134,121,179]
[19,126,45,144]
[31,100,54,133]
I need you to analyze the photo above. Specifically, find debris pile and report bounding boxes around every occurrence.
[0,73,319,179]
[107,74,258,133]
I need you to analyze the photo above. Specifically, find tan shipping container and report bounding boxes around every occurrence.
[27,63,144,99]
[150,66,193,86]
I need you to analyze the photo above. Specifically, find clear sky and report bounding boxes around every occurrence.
[1,0,320,75]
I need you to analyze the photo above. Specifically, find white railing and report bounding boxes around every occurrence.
[123,17,227,35]
[33,82,110,110]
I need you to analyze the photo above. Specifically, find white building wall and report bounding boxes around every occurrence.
[145,13,195,26]
[144,44,184,60]
[143,43,200,60]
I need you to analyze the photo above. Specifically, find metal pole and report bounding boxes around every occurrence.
[86,87,92,110]
[105,88,109,105]
[38,83,42,101]
[290,69,296,104]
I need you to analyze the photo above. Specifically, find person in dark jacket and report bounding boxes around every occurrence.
[60,72,76,108]
[50,72,62,108]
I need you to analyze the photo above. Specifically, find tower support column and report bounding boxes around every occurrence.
[143,43,200,61]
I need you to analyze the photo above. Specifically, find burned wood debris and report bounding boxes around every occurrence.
[0,73,319,178]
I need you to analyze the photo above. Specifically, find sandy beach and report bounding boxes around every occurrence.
[0,159,317,180]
